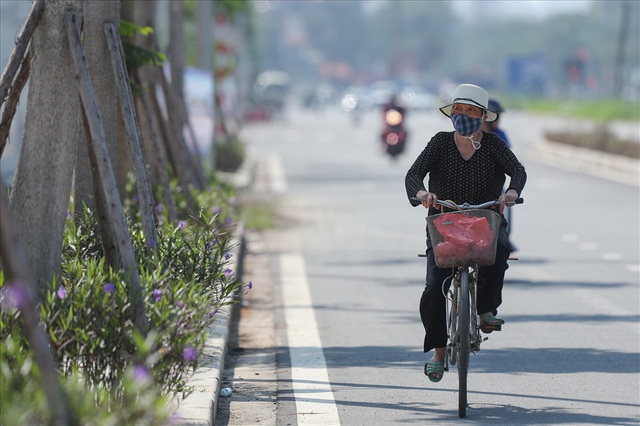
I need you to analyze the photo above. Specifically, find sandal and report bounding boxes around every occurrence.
[425,359,444,383]
[480,313,504,333]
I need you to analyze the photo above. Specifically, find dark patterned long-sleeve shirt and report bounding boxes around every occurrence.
[405,131,527,217]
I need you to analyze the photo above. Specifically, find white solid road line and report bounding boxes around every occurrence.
[268,153,287,193]
[280,253,341,425]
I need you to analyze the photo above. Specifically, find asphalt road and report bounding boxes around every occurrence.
[216,106,640,425]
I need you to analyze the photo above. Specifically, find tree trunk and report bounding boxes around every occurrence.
[10,0,84,294]
[168,0,185,107]
[196,0,213,70]
[73,0,120,214]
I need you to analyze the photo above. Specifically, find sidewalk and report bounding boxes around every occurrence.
[528,139,639,187]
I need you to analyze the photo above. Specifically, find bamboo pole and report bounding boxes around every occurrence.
[135,72,178,223]
[103,22,157,249]
[0,0,44,106]
[151,67,198,214]
[158,68,206,190]
[0,49,30,156]
[65,10,148,336]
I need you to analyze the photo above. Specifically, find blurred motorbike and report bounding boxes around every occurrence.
[381,107,407,158]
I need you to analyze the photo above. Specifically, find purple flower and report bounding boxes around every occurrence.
[67,209,72,219]
[224,252,232,260]
[56,286,67,300]
[152,289,162,302]
[102,283,115,294]
[0,282,31,311]
[147,238,156,249]
[156,203,164,213]
[209,307,218,317]
[183,346,197,361]
[213,207,221,215]
[226,218,233,225]
[178,220,187,229]
[247,281,253,289]
[133,364,151,383]
[177,300,184,308]
[224,268,233,276]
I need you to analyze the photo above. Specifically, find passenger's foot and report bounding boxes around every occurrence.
[425,359,444,383]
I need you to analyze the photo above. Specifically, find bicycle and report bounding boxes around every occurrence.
[412,197,523,418]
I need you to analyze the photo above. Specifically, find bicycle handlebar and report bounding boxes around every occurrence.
[410,197,524,210]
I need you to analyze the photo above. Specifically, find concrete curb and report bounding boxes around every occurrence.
[528,140,639,187]
[174,306,231,425]
[174,155,254,425]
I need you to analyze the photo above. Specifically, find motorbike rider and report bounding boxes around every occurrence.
[380,93,408,157]
[382,93,406,117]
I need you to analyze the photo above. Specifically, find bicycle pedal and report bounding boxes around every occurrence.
[480,324,501,333]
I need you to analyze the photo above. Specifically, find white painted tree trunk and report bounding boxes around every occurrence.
[10,0,84,293]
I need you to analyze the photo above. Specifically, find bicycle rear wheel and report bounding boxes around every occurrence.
[458,269,470,418]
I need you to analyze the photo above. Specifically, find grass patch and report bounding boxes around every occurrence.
[507,98,640,122]
[498,96,639,157]
[240,200,275,230]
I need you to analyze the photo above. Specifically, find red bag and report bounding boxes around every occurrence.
[433,213,494,265]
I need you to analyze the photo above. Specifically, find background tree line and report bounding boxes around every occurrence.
[255,1,640,99]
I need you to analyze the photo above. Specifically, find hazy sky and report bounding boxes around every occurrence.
[451,0,590,20]
[362,1,591,20]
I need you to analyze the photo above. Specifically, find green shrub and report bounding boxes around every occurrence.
[215,136,246,172]
[0,176,248,422]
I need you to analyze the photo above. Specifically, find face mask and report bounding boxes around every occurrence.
[451,113,483,137]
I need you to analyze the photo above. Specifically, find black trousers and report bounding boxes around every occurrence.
[419,225,511,353]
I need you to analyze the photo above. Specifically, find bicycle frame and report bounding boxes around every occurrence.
[445,266,481,365]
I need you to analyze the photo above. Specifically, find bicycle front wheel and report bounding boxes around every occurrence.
[458,269,470,418]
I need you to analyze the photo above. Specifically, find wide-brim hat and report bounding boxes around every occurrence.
[439,84,498,122]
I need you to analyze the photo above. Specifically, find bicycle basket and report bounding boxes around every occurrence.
[426,209,502,268]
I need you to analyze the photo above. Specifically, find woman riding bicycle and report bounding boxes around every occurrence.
[405,84,527,383]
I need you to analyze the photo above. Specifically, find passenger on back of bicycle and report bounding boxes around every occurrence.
[482,98,518,252]
[405,84,527,383]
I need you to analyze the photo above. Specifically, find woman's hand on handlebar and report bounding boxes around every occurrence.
[416,190,438,209]
[498,189,520,214]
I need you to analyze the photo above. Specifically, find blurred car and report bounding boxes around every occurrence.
[253,70,291,114]
[301,83,336,110]
[369,80,401,106]
[400,86,437,110]
[340,86,373,112]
